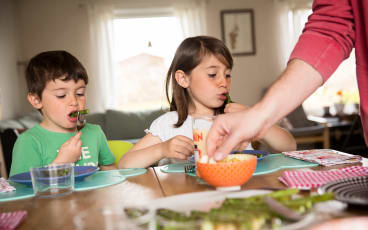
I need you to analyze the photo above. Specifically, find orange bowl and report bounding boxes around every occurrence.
[196,154,257,188]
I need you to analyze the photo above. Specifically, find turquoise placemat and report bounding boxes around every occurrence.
[253,154,318,175]
[0,168,146,202]
[74,170,126,191]
[161,163,193,173]
[112,168,147,178]
[160,154,318,176]
[0,182,34,202]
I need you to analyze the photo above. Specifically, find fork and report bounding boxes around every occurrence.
[77,111,86,131]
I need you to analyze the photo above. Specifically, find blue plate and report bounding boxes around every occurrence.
[231,150,269,161]
[9,166,98,186]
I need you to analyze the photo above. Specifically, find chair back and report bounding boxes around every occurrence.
[287,106,317,128]
[107,140,133,166]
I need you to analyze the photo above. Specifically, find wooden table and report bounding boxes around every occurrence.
[1,162,368,229]
[0,168,163,229]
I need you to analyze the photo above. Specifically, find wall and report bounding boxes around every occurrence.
[0,0,291,118]
[15,0,100,113]
[206,0,291,106]
[0,0,32,120]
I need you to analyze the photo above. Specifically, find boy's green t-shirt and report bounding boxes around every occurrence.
[9,123,115,176]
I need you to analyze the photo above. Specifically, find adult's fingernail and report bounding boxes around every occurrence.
[214,152,224,161]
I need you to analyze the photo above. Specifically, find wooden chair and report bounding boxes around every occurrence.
[283,106,330,149]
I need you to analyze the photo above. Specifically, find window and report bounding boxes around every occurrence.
[289,9,359,116]
[112,15,183,111]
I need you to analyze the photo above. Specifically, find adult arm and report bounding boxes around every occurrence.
[224,103,297,152]
[207,0,355,160]
[208,60,322,160]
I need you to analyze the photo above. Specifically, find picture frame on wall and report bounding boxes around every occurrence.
[221,9,256,56]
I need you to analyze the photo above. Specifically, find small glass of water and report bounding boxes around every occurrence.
[30,163,74,198]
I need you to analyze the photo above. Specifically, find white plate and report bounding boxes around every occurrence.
[142,190,316,230]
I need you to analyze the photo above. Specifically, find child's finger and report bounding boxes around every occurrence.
[76,139,82,149]
[70,132,82,145]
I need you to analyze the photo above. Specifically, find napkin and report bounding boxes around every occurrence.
[0,211,27,230]
[279,166,368,189]
[282,149,362,166]
[0,178,15,193]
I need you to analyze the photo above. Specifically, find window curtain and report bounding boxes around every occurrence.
[86,2,116,112]
[173,0,207,38]
[86,0,207,111]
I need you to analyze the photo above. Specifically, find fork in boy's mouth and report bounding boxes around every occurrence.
[69,109,89,118]
[68,111,78,122]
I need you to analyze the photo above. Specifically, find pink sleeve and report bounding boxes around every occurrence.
[289,0,355,82]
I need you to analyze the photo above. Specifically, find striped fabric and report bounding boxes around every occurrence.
[279,166,368,190]
[0,211,27,230]
[0,178,15,193]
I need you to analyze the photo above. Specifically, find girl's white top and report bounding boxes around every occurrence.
[145,111,253,165]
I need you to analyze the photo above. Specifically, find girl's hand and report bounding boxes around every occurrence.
[162,135,194,160]
[224,103,249,113]
[53,132,82,163]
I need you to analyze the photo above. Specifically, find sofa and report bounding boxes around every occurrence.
[0,108,167,177]
[86,109,166,142]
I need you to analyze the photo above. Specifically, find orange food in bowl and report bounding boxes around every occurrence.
[196,154,257,188]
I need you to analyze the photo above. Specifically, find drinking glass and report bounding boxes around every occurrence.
[192,116,215,177]
[30,163,74,198]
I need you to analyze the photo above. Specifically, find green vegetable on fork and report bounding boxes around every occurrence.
[226,93,232,104]
[70,109,89,118]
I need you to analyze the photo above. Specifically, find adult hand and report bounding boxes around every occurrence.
[207,107,269,161]
[54,132,83,163]
[224,103,251,151]
[163,135,194,160]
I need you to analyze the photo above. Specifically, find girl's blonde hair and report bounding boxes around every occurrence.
[165,36,233,127]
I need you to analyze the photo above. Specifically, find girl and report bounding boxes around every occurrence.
[119,36,296,168]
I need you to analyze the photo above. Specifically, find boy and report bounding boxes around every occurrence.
[9,51,116,176]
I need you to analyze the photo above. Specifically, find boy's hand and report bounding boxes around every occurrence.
[224,103,249,113]
[162,135,194,160]
[53,132,82,164]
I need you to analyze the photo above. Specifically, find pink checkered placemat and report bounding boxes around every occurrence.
[0,211,27,230]
[0,178,15,193]
[279,166,368,190]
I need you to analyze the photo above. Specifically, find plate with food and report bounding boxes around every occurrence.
[125,189,335,230]
[9,165,98,186]
[231,150,270,161]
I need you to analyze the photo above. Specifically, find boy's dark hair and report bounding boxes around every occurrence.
[25,50,88,98]
[165,36,233,127]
